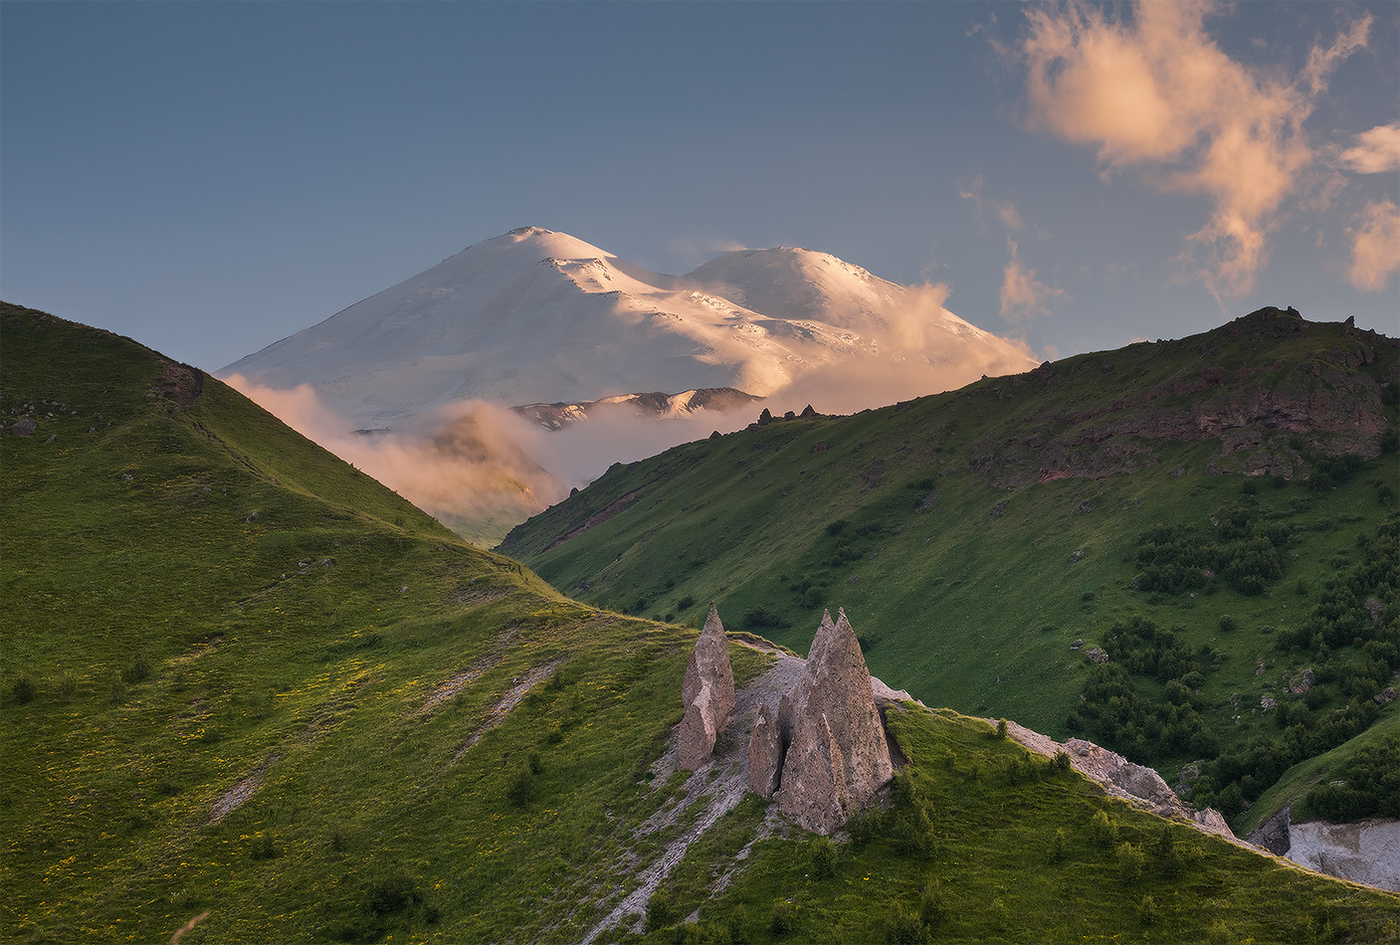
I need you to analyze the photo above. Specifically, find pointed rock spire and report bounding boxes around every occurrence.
[777,709,849,835]
[759,608,894,833]
[678,603,735,770]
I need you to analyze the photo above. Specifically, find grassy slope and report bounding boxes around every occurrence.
[501,310,1399,811]
[3,304,1396,944]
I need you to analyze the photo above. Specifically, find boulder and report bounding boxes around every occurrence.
[677,604,735,770]
[1063,738,1178,812]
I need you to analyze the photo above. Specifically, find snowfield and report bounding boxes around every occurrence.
[220,225,1037,428]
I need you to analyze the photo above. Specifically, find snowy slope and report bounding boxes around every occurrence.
[220,226,1036,428]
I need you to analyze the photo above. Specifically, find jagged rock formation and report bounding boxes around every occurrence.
[677,604,735,770]
[748,609,894,834]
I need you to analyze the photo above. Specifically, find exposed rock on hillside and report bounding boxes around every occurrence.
[1003,720,1234,840]
[747,609,894,834]
[678,604,736,770]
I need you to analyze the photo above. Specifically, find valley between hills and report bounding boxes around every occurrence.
[2,301,1398,943]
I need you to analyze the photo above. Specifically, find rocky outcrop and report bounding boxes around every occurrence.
[677,604,735,770]
[1287,817,1400,892]
[779,708,850,835]
[1003,721,1235,841]
[1249,806,1292,856]
[747,609,895,834]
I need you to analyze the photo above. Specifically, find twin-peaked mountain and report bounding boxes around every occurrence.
[219,225,1035,429]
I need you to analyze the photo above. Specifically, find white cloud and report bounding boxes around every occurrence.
[1336,121,1400,175]
[1347,198,1400,293]
[1016,1,1370,299]
[999,238,1064,322]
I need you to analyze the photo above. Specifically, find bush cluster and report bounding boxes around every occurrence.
[1132,497,1294,596]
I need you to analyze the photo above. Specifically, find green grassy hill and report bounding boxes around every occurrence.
[500,308,1400,830]
[3,303,1397,944]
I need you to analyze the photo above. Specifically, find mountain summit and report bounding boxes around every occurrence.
[219,226,1036,429]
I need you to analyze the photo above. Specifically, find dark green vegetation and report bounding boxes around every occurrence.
[502,308,1400,832]
[3,303,1397,944]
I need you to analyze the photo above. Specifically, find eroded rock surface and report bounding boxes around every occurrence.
[747,702,783,796]
[749,608,894,834]
[778,708,850,835]
[678,603,735,770]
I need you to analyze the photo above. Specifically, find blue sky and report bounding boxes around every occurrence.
[3,1,1397,373]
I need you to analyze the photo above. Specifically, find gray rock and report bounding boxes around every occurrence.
[10,419,36,437]
[777,708,849,835]
[678,604,735,770]
[747,702,783,796]
[1248,806,1292,856]
[773,609,893,832]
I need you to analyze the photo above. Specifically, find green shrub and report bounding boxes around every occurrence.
[365,872,419,916]
[10,675,36,705]
[645,889,677,932]
[846,810,880,848]
[884,903,926,944]
[122,652,153,685]
[1090,810,1117,847]
[743,605,789,630]
[810,836,838,879]
[919,881,949,927]
[1117,842,1145,884]
[1138,894,1158,926]
[769,899,797,935]
[506,769,534,807]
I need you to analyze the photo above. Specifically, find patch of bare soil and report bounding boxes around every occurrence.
[209,756,279,824]
[451,658,565,762]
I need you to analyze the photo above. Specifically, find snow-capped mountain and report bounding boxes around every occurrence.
[217,226,1038,544]
[219,226,1036,427]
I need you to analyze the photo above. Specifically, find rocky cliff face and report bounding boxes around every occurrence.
[747,609,894,834]
[678,604,736,770]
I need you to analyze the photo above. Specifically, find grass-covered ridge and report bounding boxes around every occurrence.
[3,303,1396,943]
[501,308,1400,832]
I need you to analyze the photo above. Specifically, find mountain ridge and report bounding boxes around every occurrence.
[218,225,1037,427]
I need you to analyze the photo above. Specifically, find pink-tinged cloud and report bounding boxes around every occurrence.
[1347,199,1400,293]
[1017,1,1370,299]
[1336,122,1400,175]
[999,239,1064,322]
